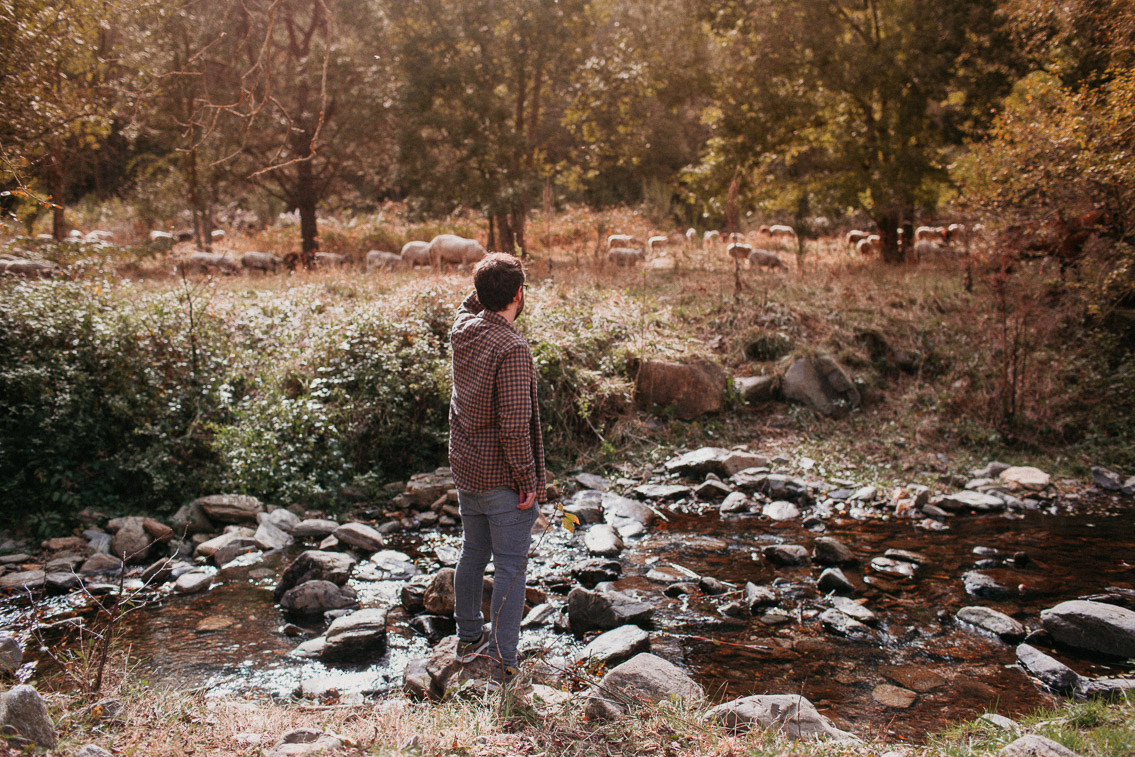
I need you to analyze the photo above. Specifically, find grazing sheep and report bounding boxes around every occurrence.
[608,247,644,266]
[768,224,797,243]
[685,228,696,247]
[607,234,634,250]
[854,235,883,256]
[401,241,431,268]
[846,230,869,249]
[913,240,951,259]
[2,259,58,278]
[428,234,486,270]
[703,230,721,250]
[85,230,114,242]
[241,251,283,273]
[647,235,668,256]
[314,252,347,267]
[946,223,967,243]
[747,248,787,270]
[183,251,239,274]
[727,242,753,263]
[366,250,403,271]
[915,226,947,242]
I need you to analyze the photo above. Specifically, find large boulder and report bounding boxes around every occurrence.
[423,568,456,616]
[999,734,1083,756]
[1039,600,1135,658]
[706,694,853,741]
[781,355,860,418]
[999,466,1050,492]
[0,634,22,675]
[634,359,726,421]
[575,625,651,666]
[110,517,154,564]
[584,653,704,720]
[734,375,779,404]
[279,580,358,615]
[274,551,356,600]
[936,491,1006,512]
[0,685,56,748]
[1016,644,1082,694]
[192,494,264,524]
[664,448,732,478]
[319,608,388,663]
[332,522,384,551]
[584,525,624,557]
[195,528,256,558]
[567,587,654,635]
[957,606,1026,642]
[812,537,857,566]
[0,571,45,591]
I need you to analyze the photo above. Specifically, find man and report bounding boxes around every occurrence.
[448,252,545,687]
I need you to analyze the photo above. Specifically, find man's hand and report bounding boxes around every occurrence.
[518,491,536,510]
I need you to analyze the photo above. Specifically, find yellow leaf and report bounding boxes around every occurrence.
[561,512,580,534]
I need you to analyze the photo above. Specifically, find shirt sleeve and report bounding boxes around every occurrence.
[496,343,538,494]
[452,290,483,332]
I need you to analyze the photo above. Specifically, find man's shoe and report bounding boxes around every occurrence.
[485,664,518,692]
[456,628,491,663]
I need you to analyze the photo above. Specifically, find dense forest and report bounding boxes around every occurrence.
[1,0,1131,268]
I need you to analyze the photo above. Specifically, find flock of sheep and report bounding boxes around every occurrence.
[845,223,981,258]
[605,224,798,270]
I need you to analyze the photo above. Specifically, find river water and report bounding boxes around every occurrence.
[8,499,1134,742]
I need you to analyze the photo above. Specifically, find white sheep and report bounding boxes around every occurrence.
[366,250,403,271]
[314,252,347,267]
[685,228,696,247]
[400,241,431,268]
[768,224,797,243]
[856,236,882,256]
[915,226,947,242]
[607,233,634,250]
[1,259,57,277]
[703,230,721,250]
[846,230,868,249]
[727,241,753,263]
[183,251,239,274]
[608,247,644,266]
[647,235,668,256]
[747,249,787,270]
[241,251,283,273]
[428,234,486,269]
[913,240,951,259]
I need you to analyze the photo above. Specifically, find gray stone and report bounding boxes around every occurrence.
[274,550,356,599]
[743,582,777,609]
[112,519,154,564]
[819,608,874,641]
[79,553,123,575]
[569,559,622,587]
[664,448,732,477]
[76,746,114,757]
[403,657,437,700]
[872,683,917,708]
[0,570,45,590]
[564,499,604,525]
[195,528,256,558]
[964,571,1012,599]
[635,359,726,421]
[567,587,654,635]
[292,519,340,539]
[576,625,651,666]
[45,552,83,573]
[977,713,1021,735]
[174,571,213,594]
[734,375,779,404]
[423,634,499,693]
[0,685,56,747]
[972,461,1012,478]
[722,451,769,476]
[762,544,809,566]
[870,558,916,578]
[957,606,1026,642]
[279,580,358,615]
[266,729,345,757]
[937,490,1006,512]
[140,557,175,585]
[212,537,258,567]
[1000,466,1050,492]
[368,550,419,579]
[999,734,1083,756]
[694,479,732,502]
[404,467,455,508]
[521,603,557,628]
[193,494,263,524]
[706,694,854,740]
[331,522,384,551]
[719,492,750,513]
[45,572,82,593]
[170,502,214,536]
[1016,643,1082,694]
[1122,476,1135,497]
[1091,466,1123,491]
[0,634,22,674]
[850,486,877,501]
[254,521,293,551]
[319,608,388,662]
[584,525,624,557]
[883,548,930,565]
[781,354,860,418]
[763,501,800,521]
[1040,600,1135,658]
[601,492,655,526]
[812,537,856,566]
[633,483,692,501]
[264,508,301,533]
[584,653,704,720]
[1078,677,1135,699]
[832,596,876,624]
[817,567,854,595]
[574,472,610,491]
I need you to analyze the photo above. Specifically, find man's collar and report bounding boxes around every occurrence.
[481,309,513,329]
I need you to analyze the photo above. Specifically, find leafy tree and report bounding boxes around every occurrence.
[692,0,1021,261]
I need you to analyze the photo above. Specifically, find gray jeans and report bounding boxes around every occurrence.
[454,487,537,667]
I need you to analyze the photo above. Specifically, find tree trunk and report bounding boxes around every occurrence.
[295,155,318,266]
[488,215,498,252]
[878,211,903,264]
[50,154,67,241]
[185,149,207,251]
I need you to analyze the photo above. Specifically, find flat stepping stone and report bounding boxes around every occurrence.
[872,683,917,708]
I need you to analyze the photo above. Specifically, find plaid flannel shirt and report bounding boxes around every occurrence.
[448,291,546,500]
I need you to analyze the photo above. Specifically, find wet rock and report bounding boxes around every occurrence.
[576,625,651,666]
[573,472,610,491]
[0,570,45,591]
[140,557,175,586]
[734,375,779,404]
[762,544,808,566]
[957,606,1026,642]
[869,557,915,578]
[602,492,655,526]
[694,479,732,502]
[763,501,800,521]
[79,553,123,575]
[699,576,728,595]
[832,596,876,624]
[936,491,1005,512]
[964,571,1012,599]
[195,528,256,559]
[400,575,432,614]
[883,549,929,565]
[1016,643,1082,694]
[1,634,23,674]
[569,558,622,588]
[292,519,340,539]
[633,483,691,501]
[1000,734,1083,756]
[782,354,860,418]
[1078,677,1135,699]
[175,571,213,594]
[0,685,56,747]
[279,580,358,615]
[567,587,654,635]
[368,550,419,579]
[742,582,776,609]
[584,652,704,720]
[1000,466,1050,492]
[266,729,345,757]
[664,448,732,477]
[635,359,726,421]
[45,572,82,593]
[213,537,258,567]
[646,565,697,584]
[195,615,235,633]
[817,568,854,595]
[521,603,556,628]
[812,537,856,566]
[254,521,293,551]
[819,608,873,640]
[1091,466,1122,491]
[332,522,384,551]
[404,467,455,508]
[320,608,388,663]
[194,494,263,524]
[1039,600,1135,658]
[706,694,854,740]
[584,524,624,557]
[275,551,356,600]
[423,568,456,616]
[565,491,604,524]
[872,683,916,708]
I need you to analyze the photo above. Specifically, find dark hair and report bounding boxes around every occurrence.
[473,253,525,311]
